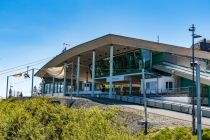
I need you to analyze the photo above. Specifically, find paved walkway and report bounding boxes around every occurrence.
[121,104,210,127]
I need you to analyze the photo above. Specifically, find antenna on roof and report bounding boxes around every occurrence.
[157,35,160,44]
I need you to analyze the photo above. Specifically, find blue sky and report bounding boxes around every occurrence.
[0,0,210,98]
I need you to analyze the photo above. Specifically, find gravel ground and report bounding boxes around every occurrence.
[67,97,193,134]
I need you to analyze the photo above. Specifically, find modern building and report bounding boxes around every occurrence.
[36,34,210,106]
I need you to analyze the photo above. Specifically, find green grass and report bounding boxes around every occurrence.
[0,97,209,140]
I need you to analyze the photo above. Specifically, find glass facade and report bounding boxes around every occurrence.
[44,82,63,94]
[95,49,152,78]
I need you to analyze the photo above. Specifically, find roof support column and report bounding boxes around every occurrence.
[41,79,45,96]
[52,77,55,96]
[63,63,67,96]
[76,56,80,96]
[70,63,74,99]
[129,79,132,96]
[92,51,95,97]
[109,45,114,98]
[208,86,210,107]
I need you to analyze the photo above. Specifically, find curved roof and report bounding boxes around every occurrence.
[36,34,210,77]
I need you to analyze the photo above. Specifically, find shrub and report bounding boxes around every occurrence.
[0,97,133,140]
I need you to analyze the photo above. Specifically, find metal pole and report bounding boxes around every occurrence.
[142,68,148,134]
[70,63,74,99]
[31,69,34,97]
[191,24,196,134]
[109,45,114,98]
[6,76,9,99]
[41,79,45,96]
[196,62,202,140]
[52,77,55,96]
[129,79,132,96]
[92,51,95,97]
[76,56,80,96]
[63,63,67,96]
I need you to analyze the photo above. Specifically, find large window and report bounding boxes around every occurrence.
[146,81,157,90]
[94,49,152,78]
[166,81,173,90]
[141,49,152,69]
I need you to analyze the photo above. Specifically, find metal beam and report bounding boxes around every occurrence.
[209,87,210,107]
[129,79,132,96]
[70,63,74,99]
[31,69,34,97]
[76,56,80,96]
[52,77,55,96]
[196,63,202,140]
[63,63,67,96]
[92,51,95,97]
[109,45,114,98]
[6,76,9,99]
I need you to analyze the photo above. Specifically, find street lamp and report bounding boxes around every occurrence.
[5,67,35,99]
[141,50,148,135]
[189,24,202,135]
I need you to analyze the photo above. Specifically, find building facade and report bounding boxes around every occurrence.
[36,34,210,106]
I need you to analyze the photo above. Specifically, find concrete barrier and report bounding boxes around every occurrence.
[163,101,172,110]
[202,108,210,118]
[111,95,116,100]
[147,99,155,107]
[122,96,128,102]
[180,104,190,113]
[171,103,181,112]
[97,94,210,118]
[116,95,121,101]
[154,100,163,108]
[140,98,144,105]
[128,96,134,103]
[134,97,141,104]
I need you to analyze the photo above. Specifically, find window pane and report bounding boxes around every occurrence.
[169,82,173,89]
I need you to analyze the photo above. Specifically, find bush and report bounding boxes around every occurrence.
[0,97,209,140]
[135,127,210,140]
[0,97,133,140]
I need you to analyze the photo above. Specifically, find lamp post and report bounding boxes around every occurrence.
[6,76,9,98]
[195,61,202,140]
[70,63,74,99]
[141,51,148,135]
[189,24,202,135]
[31,68,34,97]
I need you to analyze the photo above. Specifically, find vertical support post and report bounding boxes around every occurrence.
[6,76,9,99]
[142,68,148,135]
[70,63,74,99]
[76,56,80,96]
[41,79,45,96]
[129,79,132,96]
[86,71,88,83]
[63,63,67,96]
[52,77,55,96]
[191,24,196,134]
[109,45,114,98]
[208,86,210,107]
[31,69,34,97]
[196,63,202,140]
[92,51,95,97]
